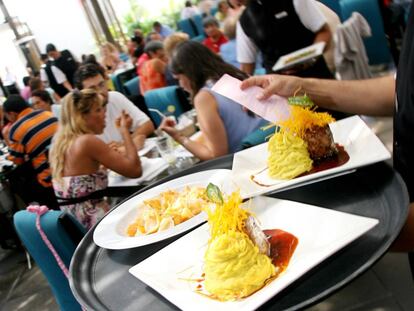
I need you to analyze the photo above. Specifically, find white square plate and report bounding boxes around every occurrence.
[272,42,326,72]
[129,196,378,311]
[94,169,233,249]
[232,116,391,199]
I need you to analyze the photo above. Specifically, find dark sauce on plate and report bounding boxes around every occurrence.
[300,144,349,176]
[264,229,299,270]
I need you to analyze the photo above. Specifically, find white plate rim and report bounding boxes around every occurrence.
[93,169,231,249]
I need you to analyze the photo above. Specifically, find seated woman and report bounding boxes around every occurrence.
[160,41,265,161]
[164,32,190,85]
[215,0,230,23]
[139,41,168,94]
[100,42,122,74]
[50,89,141,229]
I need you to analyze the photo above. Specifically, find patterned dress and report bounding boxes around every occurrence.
[53,169,110,230]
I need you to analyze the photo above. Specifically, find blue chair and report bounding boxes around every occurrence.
[123,76,141,96]
[14,210,86,311]
[241,123,279,149]
[191,34,206,42]
[178,15,204,38]
[143,86,185,126]
[111,68,137,93]
[339,0,391,65]
[210,6,219,16]
[192,14,205,36]
[111,75,123,93]
[177,18,197,38]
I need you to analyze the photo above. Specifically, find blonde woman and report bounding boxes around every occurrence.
[100,42,122,73]
[50,89,141,229]
[164,32,190,59]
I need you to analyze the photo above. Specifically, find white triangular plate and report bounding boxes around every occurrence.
[130,196,378,311]
[232,115,391,199]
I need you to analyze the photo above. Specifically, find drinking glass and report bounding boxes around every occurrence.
[155,136,177,166]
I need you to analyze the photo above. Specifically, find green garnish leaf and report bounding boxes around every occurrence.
[288,94,314,107]
[206,183,224,204]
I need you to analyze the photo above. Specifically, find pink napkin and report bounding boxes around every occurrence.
[211,74,290,123]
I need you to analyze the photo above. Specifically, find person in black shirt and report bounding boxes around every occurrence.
[46,43,79,87]
[240,3,414,251]
[237,0,333,78]
[40,53,70,97]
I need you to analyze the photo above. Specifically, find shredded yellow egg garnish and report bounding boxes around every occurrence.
[268,131,313,179]
[266,106,335,180]
[126,186,210,236]
[203,191,275,301]
[279,106,335,138]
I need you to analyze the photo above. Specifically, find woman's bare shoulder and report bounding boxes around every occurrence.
[194,89,217,109]
[73,134,105,151]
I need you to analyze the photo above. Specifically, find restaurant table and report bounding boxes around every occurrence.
[69,155,409,311]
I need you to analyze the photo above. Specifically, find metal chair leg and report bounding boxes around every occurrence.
[25,250,31,270]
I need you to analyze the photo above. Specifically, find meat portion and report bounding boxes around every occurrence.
[244,216,270,256]
[303,125,338,161]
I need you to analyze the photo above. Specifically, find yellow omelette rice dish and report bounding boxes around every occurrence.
[203,191,275,301]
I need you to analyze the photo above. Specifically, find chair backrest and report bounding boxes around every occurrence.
[111,68,137,93]
[143,86,185,126]
[339,0,391,65]
[210,6,218,16]
[123,76,141,96]
[191,34,206,42]
[241,124,278,149]
[192,14,205,36]
[14,210,86,311]
[177,17,201,38]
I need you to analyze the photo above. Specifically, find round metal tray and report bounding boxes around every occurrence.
[69,156,409,311]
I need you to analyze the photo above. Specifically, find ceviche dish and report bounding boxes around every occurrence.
[126,186,212,236]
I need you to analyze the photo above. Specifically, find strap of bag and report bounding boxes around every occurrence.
[26,205,86,311]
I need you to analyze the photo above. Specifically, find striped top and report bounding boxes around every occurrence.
[8,108,58,187]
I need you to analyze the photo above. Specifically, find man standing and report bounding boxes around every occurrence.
[74,64,155,150]
[237,0,332,77]
[40,53,71,97]
[3,95,58,209]
[46,43,79,88]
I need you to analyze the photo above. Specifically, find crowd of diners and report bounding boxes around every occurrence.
[1,0,414,253]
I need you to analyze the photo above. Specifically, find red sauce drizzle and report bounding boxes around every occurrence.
[263,229,299,271]
[301,144,349,176]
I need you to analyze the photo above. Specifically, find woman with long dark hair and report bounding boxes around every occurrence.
[159,41,265,161]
